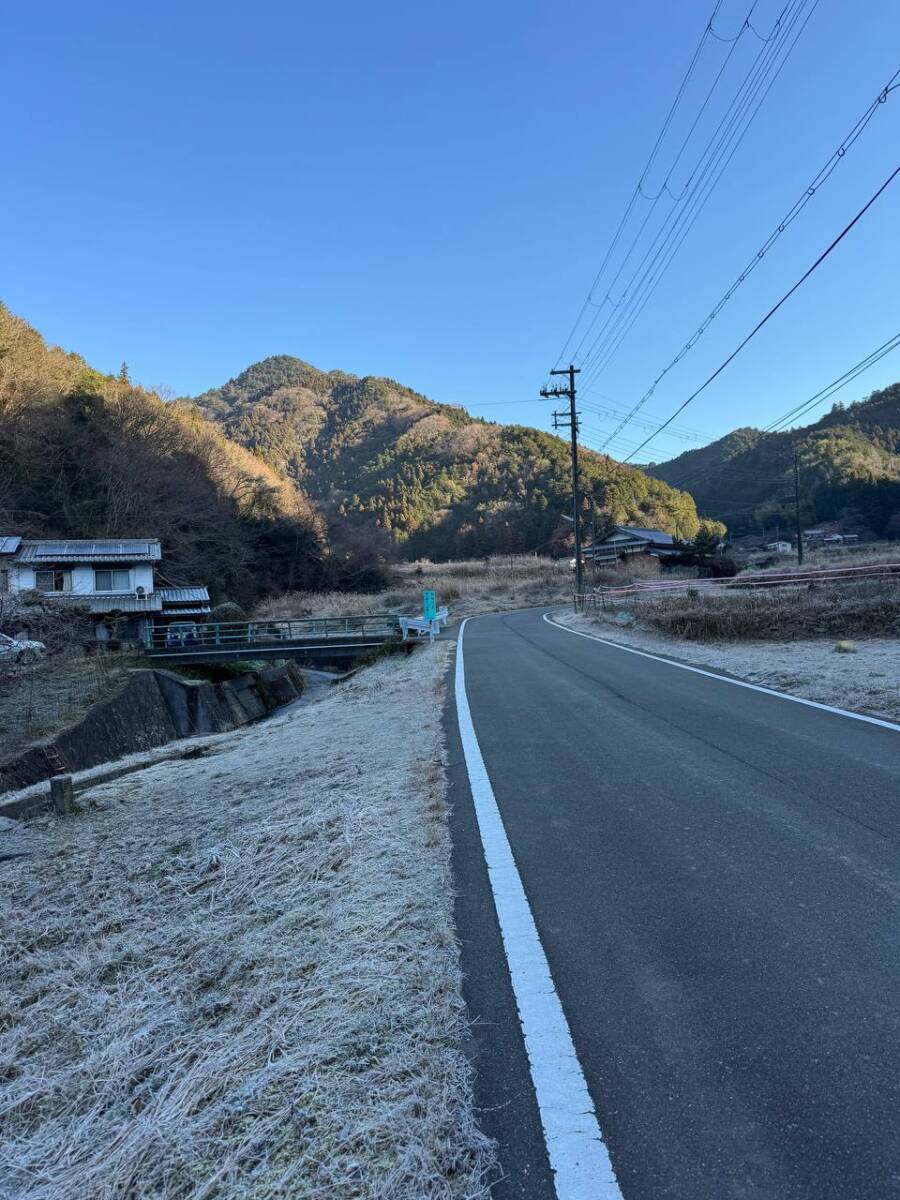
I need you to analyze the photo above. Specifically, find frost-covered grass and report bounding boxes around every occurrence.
[0,645,495,1199]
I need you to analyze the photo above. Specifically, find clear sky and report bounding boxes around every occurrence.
[2,0,898,464]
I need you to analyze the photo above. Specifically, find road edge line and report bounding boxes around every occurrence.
[454,618,622,1200]
[543,612,900,733]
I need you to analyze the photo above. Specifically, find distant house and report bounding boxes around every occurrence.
[584,525,678,565]
[0,537,210,638]
[766,540,792,553]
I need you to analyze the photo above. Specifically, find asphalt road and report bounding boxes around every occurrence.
[446,607,900,1200]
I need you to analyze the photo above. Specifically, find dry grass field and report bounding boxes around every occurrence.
[256,555,577,622]
[623,577,900,642]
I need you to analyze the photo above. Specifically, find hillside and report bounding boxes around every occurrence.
[193,357,701,557]
[0,306,328,606]
[646,384,900,539]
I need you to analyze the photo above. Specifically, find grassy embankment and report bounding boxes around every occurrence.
[1,645,495,1198]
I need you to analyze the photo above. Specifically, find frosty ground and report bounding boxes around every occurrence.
[0,645,494,1200]
[558,609,900,722]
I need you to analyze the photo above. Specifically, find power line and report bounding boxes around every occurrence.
[574,0,816,386]
[578,399,704,440]
[765,332,900,430]
[552,1,728,371]
[657,331,900,493]
[593,68,900,448]
[567,2,761,366]
[618,162,900,464]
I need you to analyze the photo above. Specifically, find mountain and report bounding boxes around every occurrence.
[646,384,900,539]
[193,356,702,558]
[0,305,328,606]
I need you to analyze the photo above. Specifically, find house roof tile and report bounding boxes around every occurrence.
[87,594,163,613]
[157,586,210,603]
[17,539,162,562]
[611,525,675,544]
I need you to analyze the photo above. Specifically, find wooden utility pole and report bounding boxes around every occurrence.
[541,365,582,596]
[794,448,804,566]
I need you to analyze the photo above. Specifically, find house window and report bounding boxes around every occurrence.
[94,568,131,592]
[34,569,72,593]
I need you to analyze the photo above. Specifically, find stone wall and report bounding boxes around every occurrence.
[0,663,304,796]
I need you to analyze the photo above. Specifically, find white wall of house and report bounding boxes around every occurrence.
[9,563,155,595]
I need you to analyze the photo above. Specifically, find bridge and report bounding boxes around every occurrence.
[143,611,448,664]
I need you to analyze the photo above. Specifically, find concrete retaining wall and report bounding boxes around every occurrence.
[0,662,304,797]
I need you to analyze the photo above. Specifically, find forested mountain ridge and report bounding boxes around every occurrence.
[0,305,329,605]
[193,356,702,557]
[645,383,900,539]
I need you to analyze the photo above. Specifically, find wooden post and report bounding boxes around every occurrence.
[50,774,75,815]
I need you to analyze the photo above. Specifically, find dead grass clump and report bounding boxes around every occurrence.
[638,579,900,642]
[0,646,494,1199]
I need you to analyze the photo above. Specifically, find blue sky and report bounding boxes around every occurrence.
[2,0,898,464]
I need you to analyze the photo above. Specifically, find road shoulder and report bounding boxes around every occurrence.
[443,625,557,1200]
[551,608,900,724]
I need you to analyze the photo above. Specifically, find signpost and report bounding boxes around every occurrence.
[399,592,449,643]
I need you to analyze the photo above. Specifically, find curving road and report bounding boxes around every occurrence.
[446,607,900,1200]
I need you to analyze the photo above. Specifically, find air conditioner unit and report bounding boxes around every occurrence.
[135,586,146,597]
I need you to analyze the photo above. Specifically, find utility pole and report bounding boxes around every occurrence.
[793,447,804,566]
[541,365,582,596]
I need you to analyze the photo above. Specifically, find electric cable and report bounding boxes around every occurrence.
[589,67,899,446]
[616,163,900,464]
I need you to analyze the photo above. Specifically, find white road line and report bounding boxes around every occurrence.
[455,619,622,1200]
[543,612,900,733]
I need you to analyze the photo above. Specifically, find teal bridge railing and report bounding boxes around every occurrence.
[144,614,404,659]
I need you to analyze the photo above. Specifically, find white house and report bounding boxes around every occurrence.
[765,540,792,553]
[0,537,210,637]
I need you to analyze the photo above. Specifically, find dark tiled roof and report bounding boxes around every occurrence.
[86,594,163,613]
[612,526,675,544]
[157,586,210,602]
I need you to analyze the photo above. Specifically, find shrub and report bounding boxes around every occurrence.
[709,556,740,578]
